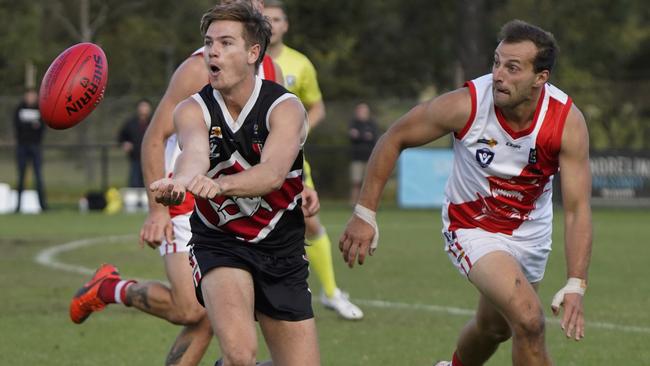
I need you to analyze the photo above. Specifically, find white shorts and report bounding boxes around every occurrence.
[159,213,193,256]
[442,228,552,283]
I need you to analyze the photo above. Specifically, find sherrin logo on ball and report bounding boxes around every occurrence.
[39,42,108,130]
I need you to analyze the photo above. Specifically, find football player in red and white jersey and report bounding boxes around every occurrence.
[340,20,592,366]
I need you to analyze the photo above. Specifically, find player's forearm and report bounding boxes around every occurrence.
[356,132,400,211]
[215,162,289,197]
[306,101,325,130]
[564,203,593,280]
[174,151,210,187]
[141,129,168,211]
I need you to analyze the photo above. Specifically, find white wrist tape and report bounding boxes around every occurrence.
[551,277,587,309]
[353,204,379,253]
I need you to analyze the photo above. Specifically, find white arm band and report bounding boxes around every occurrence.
[551,277,587,309]
[353,204,379,253]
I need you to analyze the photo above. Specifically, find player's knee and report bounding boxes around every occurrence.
[477,320,512,343]
[169,303,206,325]
[512,310,546,340]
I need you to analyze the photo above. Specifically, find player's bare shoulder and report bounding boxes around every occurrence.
[269,96,305,127]
[275,94,304,114]
[173,96,205,128]
[164,55,209,100]
[418,86,473,135]
[560,103,589,154]
[565,103,587,130]
[267,92,307,145]
[437,86,474,133]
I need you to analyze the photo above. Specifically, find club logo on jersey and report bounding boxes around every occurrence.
[528,148,537,164]
[477,138,498,147]
[208,127,222,159]
[251,124,264,155]
[210,126,222,138]
[216,196,272,226]
[285,75,296,87]
[476,148,495,168]
[252,140,264,155]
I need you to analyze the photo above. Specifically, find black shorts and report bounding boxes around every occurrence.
[189,241,313,321]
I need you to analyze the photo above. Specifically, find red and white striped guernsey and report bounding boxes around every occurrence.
[442,73,573,242]
[165,47,279,218]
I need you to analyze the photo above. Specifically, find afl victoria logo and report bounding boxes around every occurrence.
[476,148,495,168]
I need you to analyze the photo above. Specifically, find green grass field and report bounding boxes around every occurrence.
[1,204,649,365]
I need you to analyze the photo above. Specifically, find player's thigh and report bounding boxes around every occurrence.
[257,312,320,366]
[163,252,201,308]
[201,267,257,348]
[468,251,543,326]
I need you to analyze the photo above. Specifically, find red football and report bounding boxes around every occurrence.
[39,43,108,129]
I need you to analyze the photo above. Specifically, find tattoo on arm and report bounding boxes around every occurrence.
[166,338,192,365]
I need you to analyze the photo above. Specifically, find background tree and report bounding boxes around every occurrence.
[0,0,648,149]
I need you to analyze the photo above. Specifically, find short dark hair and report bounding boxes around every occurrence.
[200,2,271,68]
[498,19,559,73]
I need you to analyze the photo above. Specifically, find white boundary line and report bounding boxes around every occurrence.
[35,235,135,276]
[35,235,650,335]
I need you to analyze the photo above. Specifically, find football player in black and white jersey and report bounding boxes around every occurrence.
[151,3,319,366]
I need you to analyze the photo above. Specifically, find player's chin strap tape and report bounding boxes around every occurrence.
[353,204,379,254]
[551,277,587,310]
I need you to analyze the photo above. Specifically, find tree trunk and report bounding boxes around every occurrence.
[456,0,488,81]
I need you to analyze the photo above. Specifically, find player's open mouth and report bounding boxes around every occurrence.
[209,64,221,75]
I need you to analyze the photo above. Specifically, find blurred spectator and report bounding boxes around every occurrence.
[118,99,152,187]
[348,102,379,205]
[14,88,47,212]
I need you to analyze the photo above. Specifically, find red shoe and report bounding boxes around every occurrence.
[69,264,120,324]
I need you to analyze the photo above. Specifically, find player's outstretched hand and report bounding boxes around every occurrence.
[150,178,186,206]
[301,186,320,217]
[339,215,376,268]
[187,175,223,199]
[551,279,586,341]
[139,208,173,249]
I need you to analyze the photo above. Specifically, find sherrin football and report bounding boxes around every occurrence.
[39,43,108,129]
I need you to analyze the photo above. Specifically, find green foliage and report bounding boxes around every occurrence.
[0,0,648,148]
[0,2,43,93]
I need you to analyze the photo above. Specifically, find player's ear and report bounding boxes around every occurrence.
[534,69,549,87]
[248,43,261,66]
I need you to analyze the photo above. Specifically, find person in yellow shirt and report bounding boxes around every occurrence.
[264,0,363,320]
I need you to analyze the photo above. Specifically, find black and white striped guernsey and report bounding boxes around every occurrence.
[189,76,306,254]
